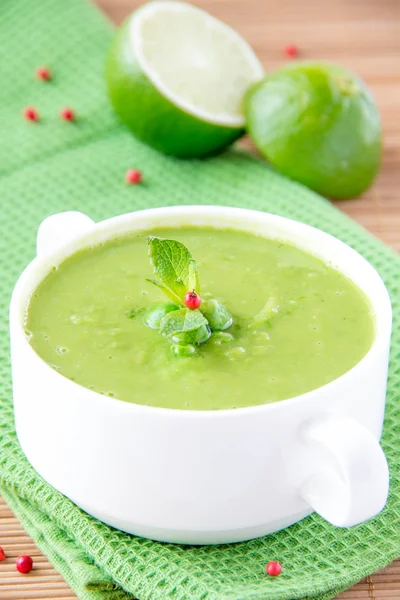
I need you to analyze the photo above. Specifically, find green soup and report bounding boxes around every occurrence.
[27,227,374,410]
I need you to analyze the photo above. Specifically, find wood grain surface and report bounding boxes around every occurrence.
[1,0,399,598]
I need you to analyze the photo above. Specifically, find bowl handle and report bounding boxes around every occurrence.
[36,211,95,256]
[299,415,389,527]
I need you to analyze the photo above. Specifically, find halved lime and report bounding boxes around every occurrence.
[105,1,264,157]
[244,62,382,199]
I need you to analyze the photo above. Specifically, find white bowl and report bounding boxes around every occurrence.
[10,206,391,544]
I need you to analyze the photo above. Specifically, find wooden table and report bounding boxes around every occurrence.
[1,0,399,598]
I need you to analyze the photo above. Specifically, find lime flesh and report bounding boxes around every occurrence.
[244,62,382,199]
[105,1,264,158]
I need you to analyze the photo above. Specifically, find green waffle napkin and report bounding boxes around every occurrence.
[0,0,399,599]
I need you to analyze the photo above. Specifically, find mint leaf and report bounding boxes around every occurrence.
[148,237,200,302]
[188,259,200,294]
[146,278,183,305]
[160,308,211,345]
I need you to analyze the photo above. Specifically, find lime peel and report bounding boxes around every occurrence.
[130,1,264,127]
[244,61,382,199]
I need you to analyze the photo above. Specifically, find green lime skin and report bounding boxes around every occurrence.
[244,62,382,199]
[105,22,244,158]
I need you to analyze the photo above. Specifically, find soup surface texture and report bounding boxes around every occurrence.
[27,227,374,409]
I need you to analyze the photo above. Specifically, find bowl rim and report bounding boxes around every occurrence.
[10,205,393,419]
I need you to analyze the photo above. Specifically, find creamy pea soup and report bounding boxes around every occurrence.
[27,227,374,410]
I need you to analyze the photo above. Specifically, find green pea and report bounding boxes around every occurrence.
[144,303,179,329]
[212,331,234,345]
[225,346,246,360]
[170,343,196,357]
[200,299,233,331]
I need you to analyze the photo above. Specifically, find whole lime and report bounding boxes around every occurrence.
[105,1,264,158]
[244,62,382,199]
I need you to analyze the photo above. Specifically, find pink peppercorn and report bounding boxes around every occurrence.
[60,107,75,121]
[266,561,282,577]
[283,44,299,58]
[23,106,39,122]
[184,291,202,310]
[36,66,51,81]
[16,555,33,574]
[125,169,142,184]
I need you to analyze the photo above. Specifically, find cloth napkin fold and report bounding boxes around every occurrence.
[1,0,400,599]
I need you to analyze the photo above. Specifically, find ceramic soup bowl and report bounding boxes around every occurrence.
[10,206,391,544]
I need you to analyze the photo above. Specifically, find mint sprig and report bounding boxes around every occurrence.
[140,236,233,356]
